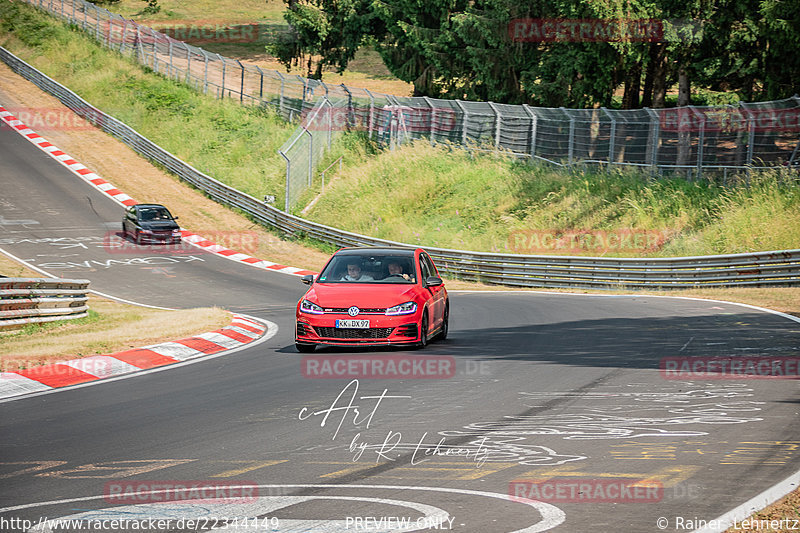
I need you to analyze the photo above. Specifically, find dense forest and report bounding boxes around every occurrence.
[270,0,800,107]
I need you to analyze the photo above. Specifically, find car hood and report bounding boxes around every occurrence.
[140,221,179,230]
[304,283,420,308]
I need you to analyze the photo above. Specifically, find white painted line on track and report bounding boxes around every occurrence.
[0,483,566,533]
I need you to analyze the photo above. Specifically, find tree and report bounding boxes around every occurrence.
[268,0,373,79]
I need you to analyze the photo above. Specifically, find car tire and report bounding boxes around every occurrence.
[438,302,449,341]
[296,343,316,353]
[134,230,143,245]
[417,309,429,348]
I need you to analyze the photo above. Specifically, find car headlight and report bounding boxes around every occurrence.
[300,299,324,315]
[385,301,417,316]
[140,229,153,234]
[172,229,182,235]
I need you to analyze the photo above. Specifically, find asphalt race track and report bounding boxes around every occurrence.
[1,117,800,532]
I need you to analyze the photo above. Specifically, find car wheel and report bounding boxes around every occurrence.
[417,309,429,348]
[438,302,449,341]
[296,343,316,353]
[134,229,143,245]
[122,222,127,238]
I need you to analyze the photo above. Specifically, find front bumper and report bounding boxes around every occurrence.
[140,233,182,244]
[296,313,421,346]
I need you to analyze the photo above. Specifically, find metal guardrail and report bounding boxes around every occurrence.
[2,46,798,290]
[0,278,90,330]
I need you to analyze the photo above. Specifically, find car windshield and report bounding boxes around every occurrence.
[317,253,417,283]
[139,207,173,221]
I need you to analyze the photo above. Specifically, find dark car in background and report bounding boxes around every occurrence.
[122,204,182,244]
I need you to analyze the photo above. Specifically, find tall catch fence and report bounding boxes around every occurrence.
[20,0,800,209]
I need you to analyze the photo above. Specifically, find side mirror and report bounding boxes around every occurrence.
[172,216,179,220]
[426,276,443,287]
[301,274,314,285]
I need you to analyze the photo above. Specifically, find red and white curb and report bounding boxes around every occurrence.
[181,231,316,276]
[0,314,267,400]
[0,106,317,278]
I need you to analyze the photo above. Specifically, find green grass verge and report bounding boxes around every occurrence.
[2,1,798,258]
[303,143,800,257]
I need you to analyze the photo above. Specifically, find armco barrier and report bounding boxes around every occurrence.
[1,46,798,290]
[0,278,90,330]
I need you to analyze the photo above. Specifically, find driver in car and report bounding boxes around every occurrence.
[342,262,374,281]
[387,261,412,281]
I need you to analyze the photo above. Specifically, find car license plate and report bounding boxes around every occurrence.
[336,319,369,328]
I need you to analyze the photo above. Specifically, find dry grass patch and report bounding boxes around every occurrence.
[724,489,800,532]
[0,295,232,371]
[0,250,42,277]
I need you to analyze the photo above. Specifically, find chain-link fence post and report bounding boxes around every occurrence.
[423,96,435,145]
[203,50,209,94]
[741,106,755,184]
[168,40,174,79]
[305,128,313,186]
[276,71,285,117]
[323,97,332,149]
[218,54,226,99]
[254,66,264,101]
[119,20,127,54]
[488,102,501,150]
[365,88,375,140]
[297,75,308,103]
[601,107,615,166]
[455,100,468,146]
[522,104,537,162]
[644,107,660,172]
[690,106,705,179]
[136,26,143,65]
[185,45,191,84]
[280,151,291,212]
[562,107,575,167]
[236,60,245,103]
[340,84,353,129]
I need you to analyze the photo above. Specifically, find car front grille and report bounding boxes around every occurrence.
[323,307,387,314]
[296,322,309,336]
[315,327,394,339]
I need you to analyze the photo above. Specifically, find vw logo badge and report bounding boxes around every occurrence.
[348,306,360,317]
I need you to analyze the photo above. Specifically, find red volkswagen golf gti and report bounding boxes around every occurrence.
[295,247,449,352]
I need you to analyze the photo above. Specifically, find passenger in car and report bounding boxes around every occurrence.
[341,262,374,281]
